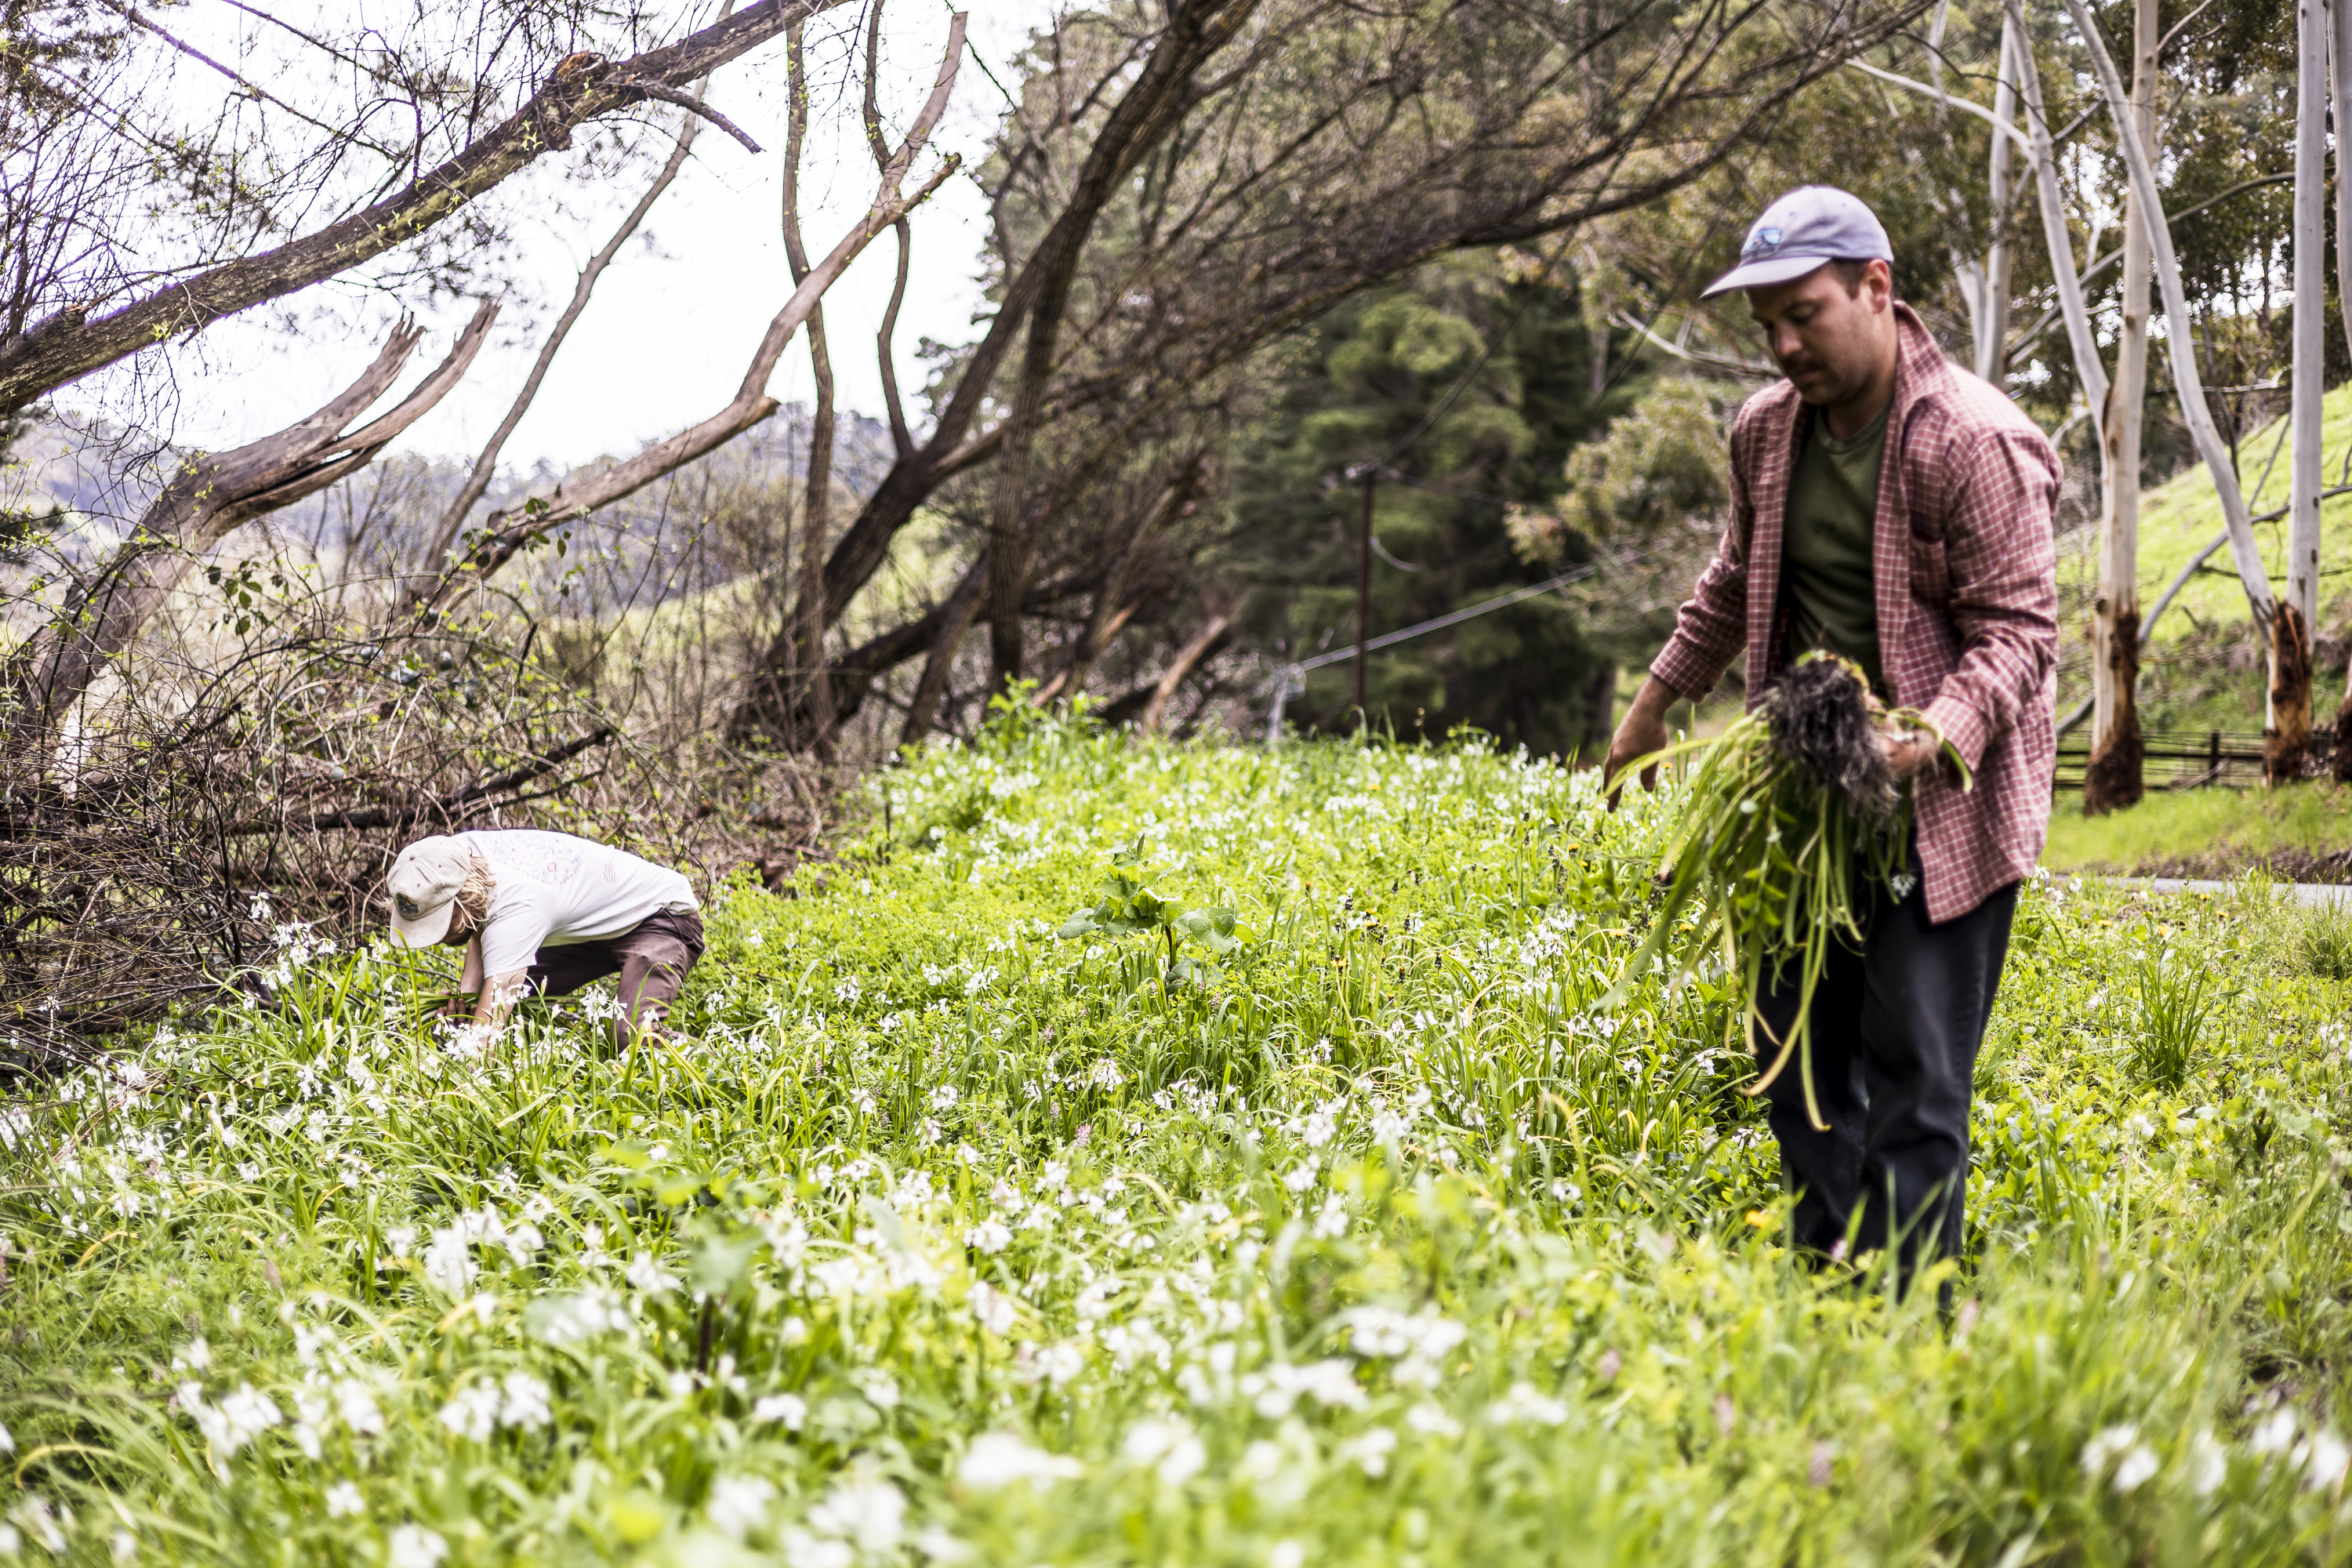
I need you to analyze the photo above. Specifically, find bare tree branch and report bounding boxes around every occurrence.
[415,16,969,609]
[13,302,498,724]
[0,0,855,417]
[422,106,709,583]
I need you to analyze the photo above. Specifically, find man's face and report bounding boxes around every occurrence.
[1746,260,1893,406]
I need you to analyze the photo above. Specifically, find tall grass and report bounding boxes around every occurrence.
[2,718,2351,1563]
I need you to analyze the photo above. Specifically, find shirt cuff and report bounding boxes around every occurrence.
[1648,640,1723,705]
[1920,691,1991,778]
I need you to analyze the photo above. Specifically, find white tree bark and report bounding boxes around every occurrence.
[2278,0,2329,774]
[2060,0,2279,633]
[1977,17,2020,387]
[2085,0,2155,807]
[2002,0,2107,442]
[2332,0,2352,763]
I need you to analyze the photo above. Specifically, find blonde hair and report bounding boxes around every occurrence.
[454,850,495,926]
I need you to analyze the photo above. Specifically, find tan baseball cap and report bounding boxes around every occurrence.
[386,836,475,947]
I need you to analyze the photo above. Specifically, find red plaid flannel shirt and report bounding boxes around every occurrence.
[1650,303,2061,924]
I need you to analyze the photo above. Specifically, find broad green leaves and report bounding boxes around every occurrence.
[1056,836,1246,990]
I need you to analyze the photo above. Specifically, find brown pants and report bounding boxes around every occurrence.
[526,908,703,1047]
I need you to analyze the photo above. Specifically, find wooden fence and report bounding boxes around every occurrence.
[2053,728,2336,790]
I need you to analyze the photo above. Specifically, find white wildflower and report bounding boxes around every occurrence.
[1243,1359,1367,1418]
[804,1479,906,1555]
[706,1475,775,1541]
[387,1524,448,1568]
[499,1372,551,1431]
[325,1481,365,1518]
[1345,1306,1467,1362]
[752,1393,808,1430]
[1405,1403,1461,1437]
[420,1228,474,1295]
[2187,1428,2228,1497]
[437,1384,501,1443]
[337,1379,385,1437]
[2080,1424,2140,1479]
[964,1219,1011,1254]
[2250,1409,2299,1455]
[528,1289,632,1345]
[1123,1417,1206,1486]
[959,1433,1084,1489]
[624,1253,680,1296]
[968,1282,1018,1336]
[1485,1381,1568,1428]
[2112,1443,2159,1493]
[2302,1430,2350,1492]
[1338,1427,1398,1476]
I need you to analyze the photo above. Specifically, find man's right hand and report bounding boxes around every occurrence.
[1602,673,1682,805]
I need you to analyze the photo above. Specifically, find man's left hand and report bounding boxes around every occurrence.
[1883,728,1941,781]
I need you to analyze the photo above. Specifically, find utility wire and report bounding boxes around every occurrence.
[1262,550,1642,739]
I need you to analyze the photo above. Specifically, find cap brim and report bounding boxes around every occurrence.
[1699,253,1837,299]
[390,899,456,948]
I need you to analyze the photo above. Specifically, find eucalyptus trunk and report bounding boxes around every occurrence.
[2085,0,2155,813]
[2277,0,2328,781]
[2332,0,2352,780]
[1976,18,2020,389]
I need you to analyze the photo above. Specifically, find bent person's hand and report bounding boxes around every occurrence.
[1603,675,1679,807]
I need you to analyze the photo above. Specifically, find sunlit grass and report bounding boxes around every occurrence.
[2042,779,2352,877]
[4,713,2352,1563]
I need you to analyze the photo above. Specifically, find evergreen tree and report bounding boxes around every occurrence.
[1221,256,1629,757]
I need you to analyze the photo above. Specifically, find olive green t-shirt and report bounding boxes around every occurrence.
[1780,399,1890,695]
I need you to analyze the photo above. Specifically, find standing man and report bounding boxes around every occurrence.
[385,829,704,1050]
[1607,187,2059,1288]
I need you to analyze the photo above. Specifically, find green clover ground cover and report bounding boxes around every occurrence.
[8,714,2352,1564]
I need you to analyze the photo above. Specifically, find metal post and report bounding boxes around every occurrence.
[1356,470,1374,719]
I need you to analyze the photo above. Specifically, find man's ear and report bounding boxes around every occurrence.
[1867,259,1894,311]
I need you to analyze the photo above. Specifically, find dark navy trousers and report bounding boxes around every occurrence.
[1751,858,2016,1289]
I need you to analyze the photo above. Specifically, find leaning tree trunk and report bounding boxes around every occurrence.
[2277,0,2328,782]
[2063,0,2280,659]
[2085,0,2156,814]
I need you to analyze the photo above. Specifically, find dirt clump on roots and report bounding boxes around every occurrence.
[1761,655,1896,823]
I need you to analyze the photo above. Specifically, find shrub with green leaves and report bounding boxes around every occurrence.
[3,717,2352,1564]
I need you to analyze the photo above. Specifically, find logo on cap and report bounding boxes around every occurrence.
[395,895,423,920]
[1743,227,1783,260]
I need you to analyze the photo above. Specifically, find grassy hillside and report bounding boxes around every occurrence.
[2064,386,2352,731]
[2044,779,2352,879]
[6,722,2352,1562]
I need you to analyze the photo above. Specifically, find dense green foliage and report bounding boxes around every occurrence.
[1224,258,1623,755]
[7,717,2352,1563]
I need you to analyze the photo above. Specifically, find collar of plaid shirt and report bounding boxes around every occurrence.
[1650,301,2063,923]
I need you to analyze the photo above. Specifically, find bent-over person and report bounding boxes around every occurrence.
[386,829,704,1048]
[1607,187,2060,1294]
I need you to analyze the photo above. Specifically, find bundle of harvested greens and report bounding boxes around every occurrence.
[1608,655,1962,1130]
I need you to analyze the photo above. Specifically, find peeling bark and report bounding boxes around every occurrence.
[2082,608,2143,811]
[2269,601,2315,781]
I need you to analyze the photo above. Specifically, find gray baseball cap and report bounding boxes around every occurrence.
[387,835,475,947]
[1700,186,1893,298]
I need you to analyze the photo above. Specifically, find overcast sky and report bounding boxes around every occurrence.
[100,2,1051,475]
